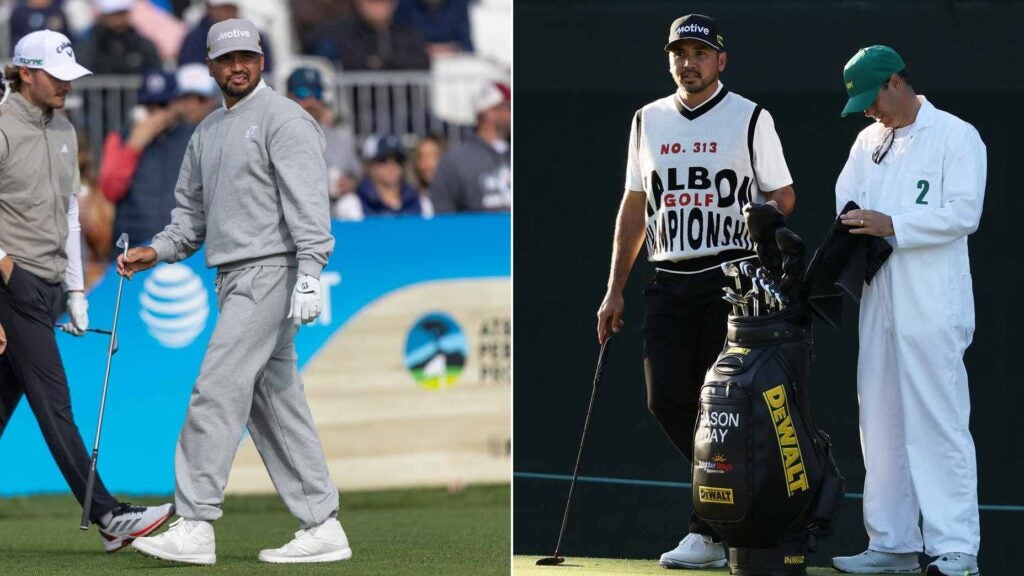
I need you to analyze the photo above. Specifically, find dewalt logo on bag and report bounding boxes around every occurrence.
[763,385,809,496]
[697,486,734,505]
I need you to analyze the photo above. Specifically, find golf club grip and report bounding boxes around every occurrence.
[591,336,612,390]
[79,457,97,530]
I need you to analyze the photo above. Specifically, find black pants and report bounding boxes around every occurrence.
[0,264,118,522]
[643,268,731,539]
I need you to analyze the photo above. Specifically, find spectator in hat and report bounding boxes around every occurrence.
[9,0,73,52]
[431,81,511,212]
[285,67,362,216]
[355,134,432,217]
[97,69,197,247]
[174,62,219,124]
[77,0,162,74]
[395,0,473,58]
[312,0,429,71]
[178,0,274,73]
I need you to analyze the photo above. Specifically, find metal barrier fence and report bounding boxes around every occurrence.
[66,70,477,165]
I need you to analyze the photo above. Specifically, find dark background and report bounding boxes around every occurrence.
[513,1,1024,573]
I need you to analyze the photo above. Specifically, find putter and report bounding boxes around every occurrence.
[55,325,119,354]
[79,233,129,530]
[536,336,614,566]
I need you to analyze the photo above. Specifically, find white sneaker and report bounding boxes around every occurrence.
[926,552,980,576]
[132,517,216,565]
[98,502,174,553]
[832,549,920,573]
[258,517,352,564]
[659,533,727,569]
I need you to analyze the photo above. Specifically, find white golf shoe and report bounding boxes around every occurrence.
[926,552,980,576]
[832,549,920,573]
[258,517,352,563]
[132,517,216,565]
[98,502,174,553]
[658,533,727,569]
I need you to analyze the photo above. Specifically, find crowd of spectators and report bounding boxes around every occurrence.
[10,0,477,71]
[5,0,509,288]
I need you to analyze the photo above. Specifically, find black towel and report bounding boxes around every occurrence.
[803,201,893,328]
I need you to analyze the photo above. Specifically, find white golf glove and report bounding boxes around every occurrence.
[288,274,322,326]
[64,291,89,336]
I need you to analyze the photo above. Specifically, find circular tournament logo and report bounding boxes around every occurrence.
[139,263,210,349]
[404,313,468,390]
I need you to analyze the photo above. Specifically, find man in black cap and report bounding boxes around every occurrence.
[596,14,796,569]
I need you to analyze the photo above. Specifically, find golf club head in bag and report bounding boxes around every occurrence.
[775,227,806,302]
[743,202,786,278]
[536,336,614,566]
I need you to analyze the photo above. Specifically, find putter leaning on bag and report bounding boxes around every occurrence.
[79,233,129,530]
[536,336,614,566]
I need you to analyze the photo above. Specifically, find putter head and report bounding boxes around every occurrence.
[115,232,129,249]
[536,557,565,566]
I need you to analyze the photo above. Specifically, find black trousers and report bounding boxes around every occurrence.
[0,264,118,522]
[643,268,731,539]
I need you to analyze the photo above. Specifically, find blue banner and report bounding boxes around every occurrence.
[0,214,510,496]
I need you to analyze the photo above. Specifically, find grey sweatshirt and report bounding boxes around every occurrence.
[151,81,334,278]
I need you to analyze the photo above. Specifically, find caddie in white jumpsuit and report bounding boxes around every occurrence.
[118,19,351,566]
[830,46,985,576]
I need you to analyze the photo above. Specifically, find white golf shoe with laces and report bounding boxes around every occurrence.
[831,549,920,573]
[131,517,216,565]
[926,552,980,576]
[97,502,174,553]
[658,532,727,569]
[258,517,352,563]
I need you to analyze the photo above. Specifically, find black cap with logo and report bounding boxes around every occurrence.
[664,14,725,53]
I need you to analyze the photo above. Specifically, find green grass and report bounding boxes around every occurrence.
[0,484,509,575]
[514,556,892,575]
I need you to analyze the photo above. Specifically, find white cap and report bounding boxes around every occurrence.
[95,0,133,15]
[175,63,218,97]
[473,81,510,114]
[13,30,93,81]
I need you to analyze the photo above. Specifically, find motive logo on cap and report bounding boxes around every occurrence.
[676,23,710,36]
[216,28,252,41]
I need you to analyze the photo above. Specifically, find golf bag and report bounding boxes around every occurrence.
[692,305,844,576]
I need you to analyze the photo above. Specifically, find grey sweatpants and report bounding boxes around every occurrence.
[174,265,338,528]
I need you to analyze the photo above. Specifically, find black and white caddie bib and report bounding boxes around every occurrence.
[625,88,792,269]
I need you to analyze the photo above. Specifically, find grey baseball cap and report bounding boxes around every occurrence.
[207,18,263,60]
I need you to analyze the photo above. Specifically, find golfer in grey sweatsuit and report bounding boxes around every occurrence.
[146,74,337,528]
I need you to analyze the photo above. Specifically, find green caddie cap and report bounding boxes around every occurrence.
[841,45,906,117]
